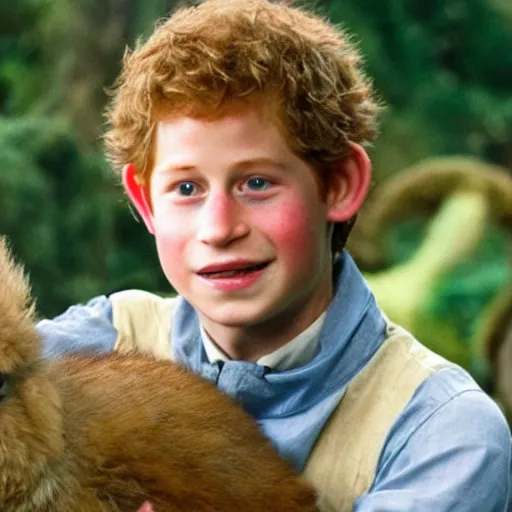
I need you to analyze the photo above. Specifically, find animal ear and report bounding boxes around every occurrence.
[122,164,155,234]
[326,143,372,223]
[0,238,40,370]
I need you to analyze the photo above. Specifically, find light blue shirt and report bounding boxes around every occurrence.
[38,251,511,511]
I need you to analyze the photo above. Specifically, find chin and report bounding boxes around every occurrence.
[198,300,275,329]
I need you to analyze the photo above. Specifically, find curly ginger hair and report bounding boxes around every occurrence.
[104,0,382,252]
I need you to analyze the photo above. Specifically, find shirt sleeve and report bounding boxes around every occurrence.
[37,295,118,358]
[355,369,512,512]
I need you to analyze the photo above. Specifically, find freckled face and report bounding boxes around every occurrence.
[148,105,334,335]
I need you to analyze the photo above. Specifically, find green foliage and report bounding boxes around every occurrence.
[0,0,47,114]
[322,0,512,178]
[0,116,167,316]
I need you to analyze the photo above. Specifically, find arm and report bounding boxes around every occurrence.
[355,370,511,512]
[37,295,118,358]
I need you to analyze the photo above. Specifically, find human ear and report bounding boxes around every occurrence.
[122,164,155,234]
[326,143,372,222]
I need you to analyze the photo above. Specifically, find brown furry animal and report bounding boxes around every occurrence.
[0,238,318,512]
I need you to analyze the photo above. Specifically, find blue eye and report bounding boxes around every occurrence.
[246,177,271,191]
[178,182,196,196]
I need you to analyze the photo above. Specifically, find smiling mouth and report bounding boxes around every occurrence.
[198,262,269,279]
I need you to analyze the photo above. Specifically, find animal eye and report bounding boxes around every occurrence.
[0,373,7,400]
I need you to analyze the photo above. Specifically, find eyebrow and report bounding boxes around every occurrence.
[154,162,196,174]
[234,158,288,172]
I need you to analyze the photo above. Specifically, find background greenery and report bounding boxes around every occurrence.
[0,0,510,390]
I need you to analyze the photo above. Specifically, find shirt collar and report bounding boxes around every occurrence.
[201,312,327,371]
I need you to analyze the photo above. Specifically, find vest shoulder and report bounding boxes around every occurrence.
[109,289,177,306]
[303,320,459,510]
[109,289,177,360]
[383,321,456,375]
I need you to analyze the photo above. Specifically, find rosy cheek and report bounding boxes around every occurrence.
[260,199,320,262]
[152,210,190,286]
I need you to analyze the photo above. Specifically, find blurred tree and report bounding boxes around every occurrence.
[1,0,184,145]
[0,0,46,114]
[0,116,166,317]
[321,0,512,178]
[39,0,138,146]
[33,0,184,147]
[0,0,178,316]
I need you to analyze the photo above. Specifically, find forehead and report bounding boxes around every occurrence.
[152,100,295,171]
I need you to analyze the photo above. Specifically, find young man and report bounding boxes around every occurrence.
[38,0,511,510]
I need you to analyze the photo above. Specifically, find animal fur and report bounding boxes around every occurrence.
[0,238,318,512]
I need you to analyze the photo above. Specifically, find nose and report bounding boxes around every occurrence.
[196,191,249,246]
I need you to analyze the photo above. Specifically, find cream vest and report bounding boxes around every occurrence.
[110,290,454,511]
